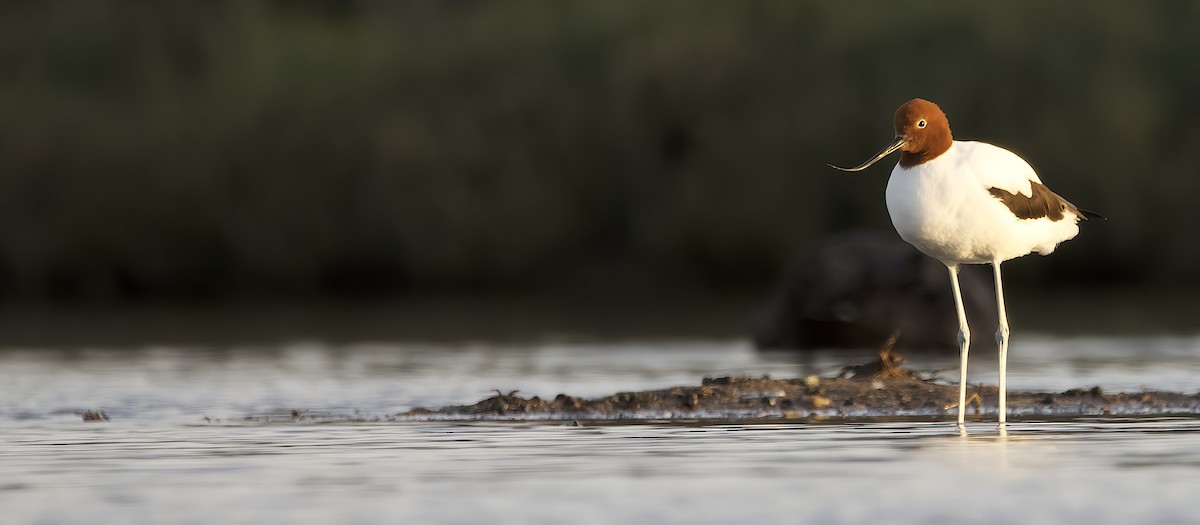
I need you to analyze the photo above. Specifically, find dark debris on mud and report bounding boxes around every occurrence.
[79,410,110,422]
[400,337,1200,422]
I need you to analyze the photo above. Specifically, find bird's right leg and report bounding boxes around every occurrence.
[947,264,971,428]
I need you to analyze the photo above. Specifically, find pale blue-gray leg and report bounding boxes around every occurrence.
[947,265,971,427]
[993,261,1011,426]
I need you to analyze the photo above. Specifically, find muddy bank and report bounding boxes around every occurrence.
[400,349,1200,421]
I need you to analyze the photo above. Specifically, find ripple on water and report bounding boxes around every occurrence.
[1,417,1198,523]
[0,336,1197,523]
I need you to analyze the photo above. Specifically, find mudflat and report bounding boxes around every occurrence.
[402,348,1200,421]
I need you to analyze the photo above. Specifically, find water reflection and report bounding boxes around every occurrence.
[2,418,1196,523]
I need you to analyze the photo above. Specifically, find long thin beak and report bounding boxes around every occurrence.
[828,137,906,172]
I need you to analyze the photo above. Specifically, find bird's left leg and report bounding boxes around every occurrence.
[992,261,1011,426]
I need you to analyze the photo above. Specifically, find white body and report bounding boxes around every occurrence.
[885,141,1082,265]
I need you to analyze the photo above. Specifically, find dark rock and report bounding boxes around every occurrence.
[752,232,997,350]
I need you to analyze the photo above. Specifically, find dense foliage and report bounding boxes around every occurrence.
[0,1,1193,301]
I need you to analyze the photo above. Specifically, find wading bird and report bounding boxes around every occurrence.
[830,98,1101,427]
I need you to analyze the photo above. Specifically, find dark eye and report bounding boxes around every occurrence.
[917,119,927,128]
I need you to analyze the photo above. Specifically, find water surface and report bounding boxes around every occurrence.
[1,334,1197,523]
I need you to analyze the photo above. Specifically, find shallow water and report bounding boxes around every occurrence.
[2,334,1198,523]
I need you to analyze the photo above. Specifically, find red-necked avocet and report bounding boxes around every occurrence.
[830,98,1102,427]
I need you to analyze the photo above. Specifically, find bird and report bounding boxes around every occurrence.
[829,98,1101,427]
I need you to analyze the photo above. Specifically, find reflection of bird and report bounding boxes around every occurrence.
[831,98,1101,427]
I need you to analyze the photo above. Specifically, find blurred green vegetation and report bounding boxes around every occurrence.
[0,0,1194,302]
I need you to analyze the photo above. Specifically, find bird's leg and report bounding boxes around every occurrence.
[947,264,971,428]
[992,261,1011,426]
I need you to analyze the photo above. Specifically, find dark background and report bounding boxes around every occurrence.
[0,1,1194,306]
